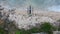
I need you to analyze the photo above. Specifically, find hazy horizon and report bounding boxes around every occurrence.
[0,0,60,12]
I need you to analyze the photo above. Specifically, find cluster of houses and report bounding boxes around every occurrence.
[0,5,60,34]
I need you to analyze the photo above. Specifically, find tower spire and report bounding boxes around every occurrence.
[27,5,33,16]
[29,5,31,14]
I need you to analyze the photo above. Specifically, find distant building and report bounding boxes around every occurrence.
[27,5,33,16]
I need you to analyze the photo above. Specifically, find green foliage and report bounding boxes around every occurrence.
[40,22,55,34]
[27,27,40,33]
[0,22,5,34]
[0,28,4,34]
[0,27,6,34]
[15,22,57,34]
[15,29,21,34]
[40,22,52,32]
[15,29,30,34]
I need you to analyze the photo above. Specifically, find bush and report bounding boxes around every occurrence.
[40,22,56,34]
[27,27,40,33]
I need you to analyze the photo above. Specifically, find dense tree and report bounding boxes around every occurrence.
[40,22,56,34]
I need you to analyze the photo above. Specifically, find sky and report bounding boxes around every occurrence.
[0,0,60,12]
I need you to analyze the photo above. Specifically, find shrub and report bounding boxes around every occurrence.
[40,22,56,34]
